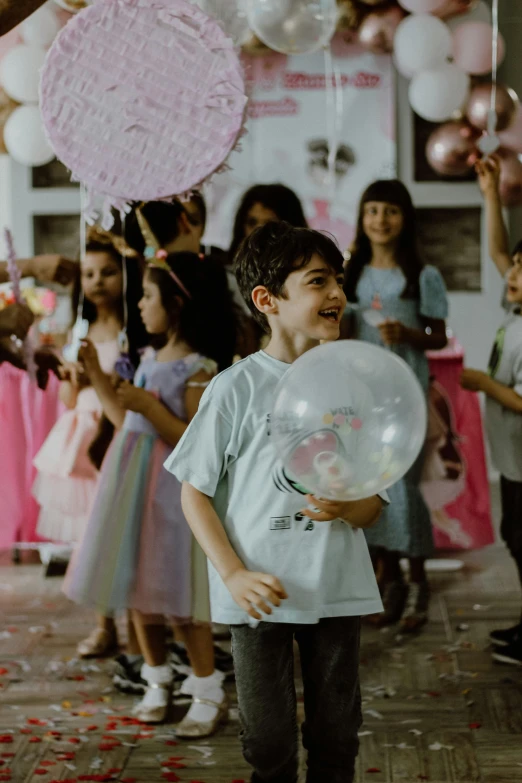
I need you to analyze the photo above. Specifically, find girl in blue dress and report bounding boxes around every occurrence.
[343,179,449,631]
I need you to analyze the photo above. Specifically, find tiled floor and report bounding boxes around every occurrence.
[0,537,521,783]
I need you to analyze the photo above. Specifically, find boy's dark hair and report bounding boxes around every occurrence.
[234,221,344,332]
[123,200,201,254]
[229,183,308,262]
[146,252,237,372]
[512,239,522,257]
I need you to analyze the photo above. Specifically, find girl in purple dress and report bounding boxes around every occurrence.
[64,247,236,735]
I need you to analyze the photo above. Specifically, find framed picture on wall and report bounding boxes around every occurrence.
[32,159,78,189]
[33,214,80,259]
[416,206,481,292]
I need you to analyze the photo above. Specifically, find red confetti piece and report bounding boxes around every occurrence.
[0,669,8,676]
[164,740,178,746]
[87,726,98,732]
[469,722,482,730]
[164,762,186,770]
[55,753,76,761]
[427,691,441,698]
[366,769,382,774]
[0,755,14,758]
[39,762,56,767]
[68,738,81,744]
[29,737,42,743]
[0,739,13,745]
[34,770,49,776]
[19,729,32,735]
[0,775,11,782]
[161,774,180,782]
[28,719,47,726]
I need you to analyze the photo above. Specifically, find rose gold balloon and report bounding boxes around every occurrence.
[466,84,519,133]
[0,88,19,155]
[434,0,478,18]
[426,120,480,176]
[498,149,522,208]
[358,5,406,55]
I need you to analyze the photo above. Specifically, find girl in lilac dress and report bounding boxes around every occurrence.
[64,247,236,734]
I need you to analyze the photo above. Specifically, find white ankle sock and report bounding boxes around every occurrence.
[140,663,172,708]
[183,671,225,724]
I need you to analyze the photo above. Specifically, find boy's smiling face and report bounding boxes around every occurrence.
[507,253,522,306]
[260,254,346,342]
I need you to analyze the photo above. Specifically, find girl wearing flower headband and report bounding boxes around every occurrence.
[33,229,146,602]
[64,247,237,733]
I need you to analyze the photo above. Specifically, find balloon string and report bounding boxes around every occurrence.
[489,0,499,136]
[323,44,344,216]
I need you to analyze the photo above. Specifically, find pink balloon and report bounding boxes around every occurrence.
[466,83,519,132]
[358,5,406,54]
[453,22,505,75]
[426,120,479,176]
[434,0,478,18]
[498,149,522,208]
[0,27,21,60]
[399,0,445,12]
[499,105,522,154]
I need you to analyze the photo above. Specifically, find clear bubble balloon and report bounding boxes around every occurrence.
[271,341,427,501]
[246,0,338,55]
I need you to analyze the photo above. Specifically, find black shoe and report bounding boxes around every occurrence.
[492,639,522,666]
[489,624,521,648]
[44,555,69,578]
[168,641,234,679]
[112,654,146,694]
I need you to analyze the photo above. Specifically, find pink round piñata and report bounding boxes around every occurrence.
[40,0,247,219]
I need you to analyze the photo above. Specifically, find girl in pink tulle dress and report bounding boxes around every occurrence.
[32,229,146,550]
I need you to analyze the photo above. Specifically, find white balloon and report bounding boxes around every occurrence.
[246,0,338,55]
[194,0,251,46]
[409,63,470,122]
[3,105,55,167]
[394,14,452,77]
[446,0,490,31]
[21,5,60,48]
[0,45,47,104]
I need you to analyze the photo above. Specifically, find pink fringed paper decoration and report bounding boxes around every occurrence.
[4,228,37,382]
[40,0,247,227]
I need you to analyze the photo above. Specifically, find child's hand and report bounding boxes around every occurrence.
[460,368,488,392]
[475,155,501,197]
[378,318,409,346]
[116,380,153,413]
[303,495,383,528]
[78,339,102,379]
[59,360,84,387]
[224,568,288,621]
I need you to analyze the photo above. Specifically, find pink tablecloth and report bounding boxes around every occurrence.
[0,364,64,549]
[424,341,495,550]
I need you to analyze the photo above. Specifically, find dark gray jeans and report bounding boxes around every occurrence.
[230,616,362,783]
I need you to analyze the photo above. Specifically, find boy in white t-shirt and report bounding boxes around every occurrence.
[461,156,522,667]
[165,222,385,783]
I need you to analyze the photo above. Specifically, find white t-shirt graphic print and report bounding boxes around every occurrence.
[164,351,383,625]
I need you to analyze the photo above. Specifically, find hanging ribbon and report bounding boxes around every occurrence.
[478,0,501,157]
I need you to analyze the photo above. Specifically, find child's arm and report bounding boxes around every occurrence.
[116,369,213,447]
[476,156,512,277]
[58,362,83,409]
[78,340,126,428]
[301,494,385,527]
[461,369,522,414]
[181,482,288,620]
[379,318,447,351]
